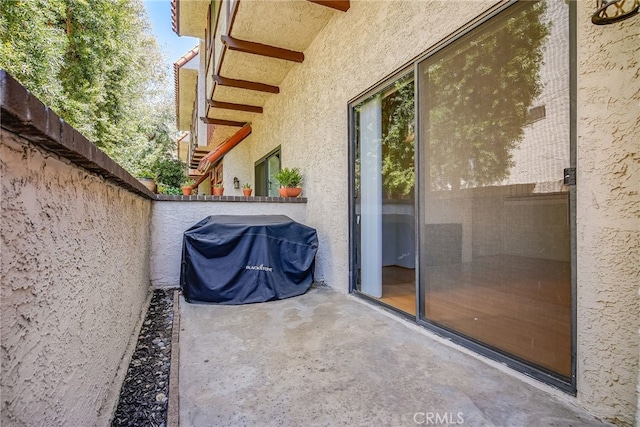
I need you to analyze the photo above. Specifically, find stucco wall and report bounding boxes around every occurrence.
[221,139,253,196]
[575,2,640,424]
[240,0,496,293]
[1,131,152,426]
[218,0,639,424]
[150,201,307,288]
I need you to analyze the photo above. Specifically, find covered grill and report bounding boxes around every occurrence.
[180,215,318,304]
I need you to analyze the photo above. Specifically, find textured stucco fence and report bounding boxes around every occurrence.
[1,72,155,426]
[150,198,308,288]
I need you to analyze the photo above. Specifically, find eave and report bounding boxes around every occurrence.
[172,0,210,38]
[206,0,349,130]
[174,46,200,131]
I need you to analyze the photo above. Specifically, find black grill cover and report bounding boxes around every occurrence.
[180,215,318,304]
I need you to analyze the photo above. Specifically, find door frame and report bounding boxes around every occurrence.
[347,0,576,394]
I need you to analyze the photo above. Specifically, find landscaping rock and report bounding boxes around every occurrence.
[111,289,174,427]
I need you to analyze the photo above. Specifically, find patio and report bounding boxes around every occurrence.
[177,285,607,426]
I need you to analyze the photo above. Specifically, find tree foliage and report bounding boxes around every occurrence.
[381,76,415,198]
[0,0,68,110]
[425,2,549,190]
[0,0,176,176]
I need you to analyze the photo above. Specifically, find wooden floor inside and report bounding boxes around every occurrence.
[370,255,571,377]
[379,267,417,315]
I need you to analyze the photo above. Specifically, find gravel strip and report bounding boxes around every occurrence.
[111,289,175,427]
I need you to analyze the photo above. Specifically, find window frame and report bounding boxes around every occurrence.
[254,146,281,197]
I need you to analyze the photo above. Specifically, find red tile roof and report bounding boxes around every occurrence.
[171,0,179,34]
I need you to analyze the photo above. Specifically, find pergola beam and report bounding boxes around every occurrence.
[207,100,263,114]
[307,0,350,12]
[222,35,304,63]
[200,117,246,127]
[213,75,280,94]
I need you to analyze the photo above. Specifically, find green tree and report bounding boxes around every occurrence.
[0,0,176,173]
[0,0,68,111]
[109,98,179,179]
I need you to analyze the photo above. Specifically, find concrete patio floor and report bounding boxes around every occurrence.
[178,285,607,426]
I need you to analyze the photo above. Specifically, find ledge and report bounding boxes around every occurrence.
[0,70,156,200]
[156,195,307,203]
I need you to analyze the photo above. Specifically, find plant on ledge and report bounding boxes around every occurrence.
[242,182,252,197]
[181,178,195,196]
[213,183,224,196]
[275,167,303,197]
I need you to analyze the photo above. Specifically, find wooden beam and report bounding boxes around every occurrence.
[199,117,246,127]
[221,35,304,63]
[214,75,280,94]
[197,125,253,173]
[207,99,263,114]
[307,0,350,12]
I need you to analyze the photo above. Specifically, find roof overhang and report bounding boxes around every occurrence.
[173,0,210,38]
[174,46,200,131]
[206,0,349,128]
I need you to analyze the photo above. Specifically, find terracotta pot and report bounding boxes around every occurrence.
[242,189,253,197]
[138,177,157,193]
[181,186,193,196]
[213,187,224,196]
[280,187,302,198]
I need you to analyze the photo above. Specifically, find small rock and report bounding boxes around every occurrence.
[112,289,174,426]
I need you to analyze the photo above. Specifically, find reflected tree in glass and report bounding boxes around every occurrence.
[381,77,415,199]
[425,2,550,191]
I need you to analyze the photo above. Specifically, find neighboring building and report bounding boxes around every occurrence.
[172,0,639,424]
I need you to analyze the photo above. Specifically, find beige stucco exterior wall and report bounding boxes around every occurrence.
[220,0,639,424]
[221,139,253,196]
[244,0,497,292]
[575,2,640,425]
[1,131,152,426]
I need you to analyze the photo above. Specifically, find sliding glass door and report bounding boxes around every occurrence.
[417,0,572,379]
[353,73,416,315]
[351,0,573,386]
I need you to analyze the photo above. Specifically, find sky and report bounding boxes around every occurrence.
[143,0,199,65]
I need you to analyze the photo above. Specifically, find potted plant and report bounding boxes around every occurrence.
[213,183,224,196]
[136,171,157,193]
[182,178,195,196]
[242,182,253,197]
[275,167,303,197]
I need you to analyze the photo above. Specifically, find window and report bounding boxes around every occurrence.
[254,147,281,197]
